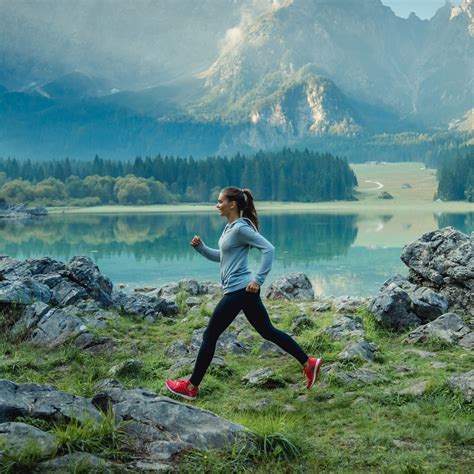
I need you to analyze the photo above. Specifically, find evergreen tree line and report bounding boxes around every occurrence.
[436,151,474,202]
[0,148,358,206]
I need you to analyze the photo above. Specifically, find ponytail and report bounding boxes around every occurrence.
[221,186,260,232]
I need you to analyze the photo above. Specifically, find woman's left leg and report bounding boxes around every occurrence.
[241,290,308,365]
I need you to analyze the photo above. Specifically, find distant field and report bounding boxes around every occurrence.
[48,162,473,214]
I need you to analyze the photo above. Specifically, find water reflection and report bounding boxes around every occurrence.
[1,211,472,296]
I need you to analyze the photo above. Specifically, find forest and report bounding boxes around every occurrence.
[0,149,358,206]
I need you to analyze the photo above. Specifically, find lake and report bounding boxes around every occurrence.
[2,210,472,297]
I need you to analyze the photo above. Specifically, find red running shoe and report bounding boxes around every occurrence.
[165,378,199,400]
[303,357,323,389]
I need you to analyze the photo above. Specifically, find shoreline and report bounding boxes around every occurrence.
[47,200,474,215]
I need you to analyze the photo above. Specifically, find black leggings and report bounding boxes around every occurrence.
[189,287,309,386]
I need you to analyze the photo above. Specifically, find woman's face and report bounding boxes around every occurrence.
[216,192,237,217]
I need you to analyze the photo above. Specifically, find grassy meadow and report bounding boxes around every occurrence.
[1,294,473,472]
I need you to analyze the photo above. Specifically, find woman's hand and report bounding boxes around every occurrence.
[190,235,202,248]
[246,281,260,293]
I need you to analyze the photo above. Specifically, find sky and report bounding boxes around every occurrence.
[383,0,463,19]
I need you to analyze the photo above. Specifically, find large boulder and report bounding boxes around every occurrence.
[368,282,422,332]
[0,380,103,424]
[91,386,249,463]
[400,227,473,316]
[0,422,58,462]
[447,370,474,402]
[265,273,314,301]
[404,312,472,348]
[111,291,178,320]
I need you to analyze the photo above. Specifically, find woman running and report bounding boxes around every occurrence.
[165,186,322,400]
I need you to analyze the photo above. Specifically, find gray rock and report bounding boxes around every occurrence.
[112,291,178,319]
[169,355,230,376]
[311,301,332,313]
[241,367,286,388]
[185,296,201,307]
[0,379,102,424]
[368,282,421,332]
[258,340,287,356]
[66,256,113,307]
[447,370,474,402]
[254,399,273,410]
[29,307,89,348]
[400,227,474,315]
[33,452,119,473]
[166,341,190,359]
[402,348,438,358]
[290,315,314,334]
[404,312,471,346]
[265,273,314,301]
[334,368,387,385]
[325,315,365,340]
[191,328,249,354]
[410,286,449,322]
[333,296,368,313]
[0,277,51,304]
[338,340,378,362]
[0,422,58,460]
[459,332,474,350]
[108,359,144,378]
[90,386,248,460]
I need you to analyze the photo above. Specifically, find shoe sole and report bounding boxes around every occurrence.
[307,358,322,389]
[165,381,197,400]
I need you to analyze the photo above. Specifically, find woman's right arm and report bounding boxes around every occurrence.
[191,236,221,262]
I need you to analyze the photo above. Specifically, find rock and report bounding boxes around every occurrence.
[90,386,248,461]
[431,362,447,369]
[399,380,429,396]
[92,379,123,393]
[333,296,368,313]
[368,282,421,332]
[290,315,314,334]
[185,296,201,307]
[0,422,58,460]
[265,273,314,301]
[334,368,387,385]
[190,328,249,355]
[166,341,190,359]
[324,315,365,340]
[409,287,449,322]
[378,191,393,199]
[338,340,378,362]
[311,301,332,313]
[404,313,471,347]
[33,452,119,473]
[0,277,51,304]
[0,379,102,424]
[459,332,474,350]
[241,367,286,388]
[400,227,474,316]
[112,291,178,319]
[28,307,89,348]
[108,359,144,378]
[66,256,113,307]
[447,370,474,402]
[155,279,219,298]
[258,340,287,356]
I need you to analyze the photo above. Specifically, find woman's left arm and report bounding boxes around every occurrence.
[238,225,275,286]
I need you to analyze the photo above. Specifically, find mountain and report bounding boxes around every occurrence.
[195,0,473,128]
[0,0,472,160]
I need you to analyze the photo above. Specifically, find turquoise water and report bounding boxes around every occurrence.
[1,211,472,297]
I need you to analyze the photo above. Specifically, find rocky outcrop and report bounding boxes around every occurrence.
[368,226,473,332]
[0,256,178,350]
[0,203,48,219]
[400,227,473,316]
[265,273,314,301]
[0,379,251,471]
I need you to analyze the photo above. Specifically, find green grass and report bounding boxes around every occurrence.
[1,298,473,472]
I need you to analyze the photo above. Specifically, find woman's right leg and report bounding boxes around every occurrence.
[189,289,245,387]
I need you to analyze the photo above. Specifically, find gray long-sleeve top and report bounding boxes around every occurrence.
[194,217,275,294]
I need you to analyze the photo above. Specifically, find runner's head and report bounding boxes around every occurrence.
[220,186,259,231]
